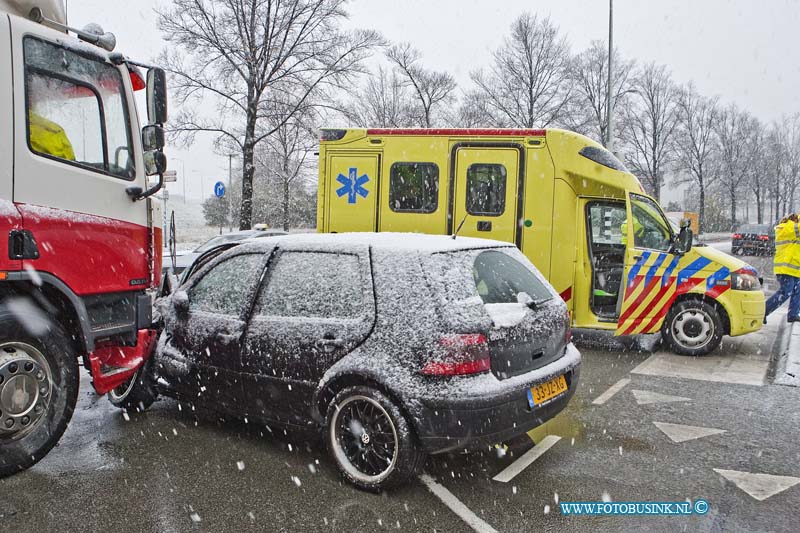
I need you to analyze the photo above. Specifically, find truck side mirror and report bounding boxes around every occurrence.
[146,68,168,125]
[144,150,167,176]
[142,124,165,152]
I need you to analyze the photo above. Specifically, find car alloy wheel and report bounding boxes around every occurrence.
[330,394,399,484]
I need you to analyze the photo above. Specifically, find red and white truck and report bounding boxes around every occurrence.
[0,0,167,477]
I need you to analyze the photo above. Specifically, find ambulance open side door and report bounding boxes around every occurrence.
[616,192,680,336]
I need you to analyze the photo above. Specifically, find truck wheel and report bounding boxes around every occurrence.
[0,311,79,478]
[107,359,158,412]
[326,386,423,492]
[661,300,723,356]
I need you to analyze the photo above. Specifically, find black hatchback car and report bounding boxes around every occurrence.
[119,233,580,491]
[731,224,775,255]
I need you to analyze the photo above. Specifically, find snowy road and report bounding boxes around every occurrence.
[2,315,798,532]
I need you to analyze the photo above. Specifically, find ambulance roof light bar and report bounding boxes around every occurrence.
[28,6,117,51]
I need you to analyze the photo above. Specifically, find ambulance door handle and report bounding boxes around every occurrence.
[633,255,643,261]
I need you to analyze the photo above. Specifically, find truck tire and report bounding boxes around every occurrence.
[661,300,723,356]
[0,309,79,478]
[326,385,424,492]
[107,359,158,412]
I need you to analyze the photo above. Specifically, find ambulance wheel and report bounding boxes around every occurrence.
[661,300,723,356]
[0,310,79,478]
[107,359,157,412]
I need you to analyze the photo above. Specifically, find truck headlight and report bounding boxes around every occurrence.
[731,270,761,291]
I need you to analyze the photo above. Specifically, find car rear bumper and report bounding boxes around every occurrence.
[409,344,581,454]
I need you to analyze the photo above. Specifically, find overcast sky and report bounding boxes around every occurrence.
[66,0,800,202]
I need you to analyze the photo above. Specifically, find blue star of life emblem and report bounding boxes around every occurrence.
[336,167,370,204]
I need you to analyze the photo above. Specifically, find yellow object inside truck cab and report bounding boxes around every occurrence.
[317,127,765,355]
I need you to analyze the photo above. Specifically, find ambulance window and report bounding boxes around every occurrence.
[630,194,673,251]
[466,163,506,216]
[23,37,135,180]
[389,162,439,213]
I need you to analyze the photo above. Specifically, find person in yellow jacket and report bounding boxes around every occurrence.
[764,214,800,323]
[29,111,76,161]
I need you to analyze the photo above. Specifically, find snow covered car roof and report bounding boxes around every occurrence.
[235,232,514,253]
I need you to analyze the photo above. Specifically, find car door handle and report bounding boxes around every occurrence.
[315,338,345,353]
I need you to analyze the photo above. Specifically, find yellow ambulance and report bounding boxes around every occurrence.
[316,128,765,355]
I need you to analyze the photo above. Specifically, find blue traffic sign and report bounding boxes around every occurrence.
[214,181,226,198]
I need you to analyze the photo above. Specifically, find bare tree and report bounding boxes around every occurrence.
[158,0,380,229]
[674,85,720,233]
[568,40,635,145]
[466,13,573,128]
[619,63,679,201]
[386,43,457,127]
[339,65,416,127]
[747,121,768,223]
[715,104,753,229]
[256,111,317,231]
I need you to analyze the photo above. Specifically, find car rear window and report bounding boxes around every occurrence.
[473,250,553,304]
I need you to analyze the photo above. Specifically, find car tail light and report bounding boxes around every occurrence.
[421,333,491,376]
[758,235,769,241]
[732,233,742,239]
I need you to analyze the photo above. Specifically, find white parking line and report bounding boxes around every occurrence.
[419,474,499,533]
[492,435,561,483]
[592,377,631,405]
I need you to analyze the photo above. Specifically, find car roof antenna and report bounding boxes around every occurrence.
[452,214,468,239]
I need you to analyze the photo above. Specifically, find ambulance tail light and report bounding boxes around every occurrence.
[421,334,491,376]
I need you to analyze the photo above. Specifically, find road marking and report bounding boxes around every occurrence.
[631,389,691,405]
[631,344,771,387]
[714,469,800,501]
[653,421,726,443]
[419,474,499,533]
[492,435,561,483]
[592,378,631,405]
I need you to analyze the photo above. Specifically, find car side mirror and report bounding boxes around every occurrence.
[146,67,168,125]
[173,290,189,314]
[675,226,693,254]
[142,124,165,152]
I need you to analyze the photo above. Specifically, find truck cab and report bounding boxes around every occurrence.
[0,0,167,478]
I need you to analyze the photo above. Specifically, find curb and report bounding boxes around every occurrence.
[775,321,800,386]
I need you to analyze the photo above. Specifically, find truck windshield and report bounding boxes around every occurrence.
[629,194,674,252]
[23,37,135,179]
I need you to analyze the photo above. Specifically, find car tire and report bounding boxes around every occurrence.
[325,385,423,492]
[0,308,79,479]
[661,300,723,356]
[107,359,158,412]
[731,246,740,255]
